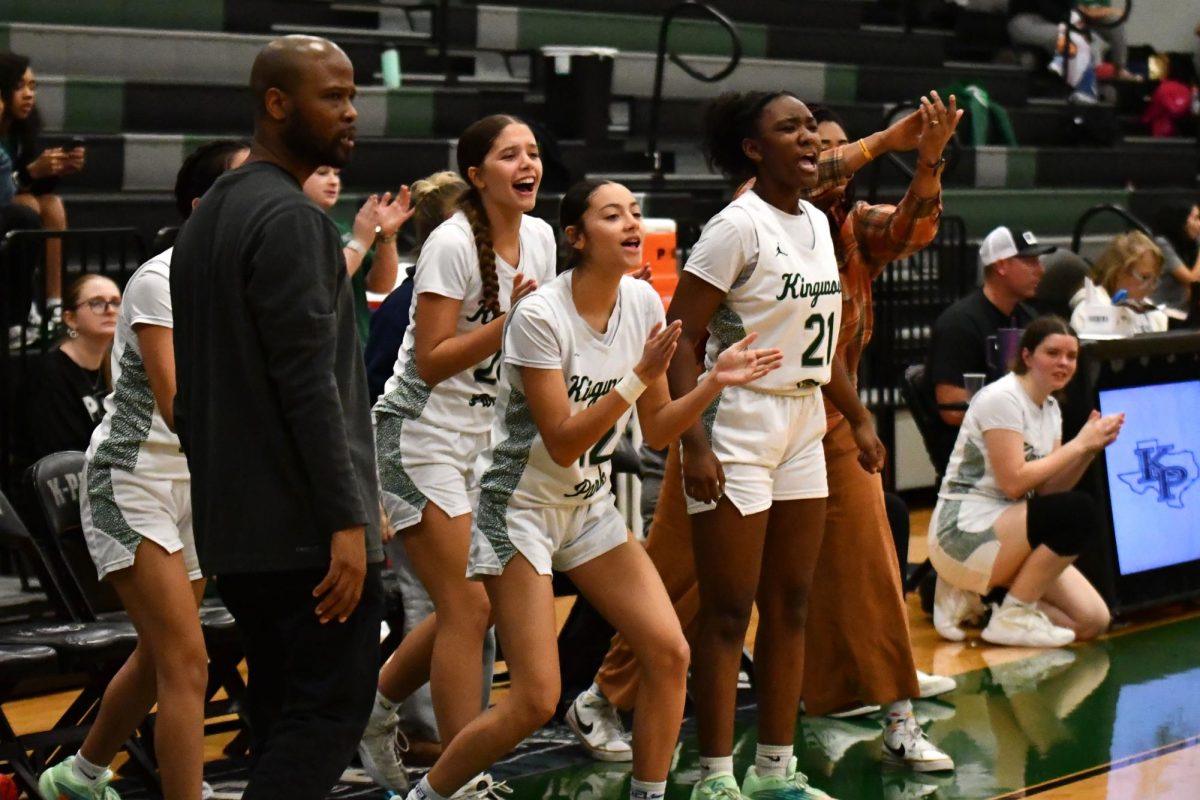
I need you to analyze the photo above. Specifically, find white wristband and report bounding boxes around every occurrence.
[614,372,647,405]
[345,238,369,257]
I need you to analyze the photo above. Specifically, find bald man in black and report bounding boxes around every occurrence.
[172,36,383,797]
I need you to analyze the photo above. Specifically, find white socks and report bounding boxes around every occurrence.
[370,689,401,725]
[630,778,667,800]
[755,743,792,778]
[409,776,448,800]
[698,755,734,781]
[71,752,107,784]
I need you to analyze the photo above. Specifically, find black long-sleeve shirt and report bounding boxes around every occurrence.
[171,161,382,575]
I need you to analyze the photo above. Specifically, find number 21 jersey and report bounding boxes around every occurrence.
[685,190,841,393]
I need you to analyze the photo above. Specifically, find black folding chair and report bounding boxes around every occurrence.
[23,452,248,767]
[0,485,141,786]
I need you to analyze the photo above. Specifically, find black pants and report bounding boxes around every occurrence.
[217,562,384,800]
[1,203,43,327]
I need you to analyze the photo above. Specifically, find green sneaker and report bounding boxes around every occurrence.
[689,773,749,800]
[38,757,121,800]
[742,757,834,799]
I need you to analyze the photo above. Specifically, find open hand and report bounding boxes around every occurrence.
[376,185,415,239]
[916,91,963,164]
[711,332,783,387]
[633,320,682,384]
[511,271,538,305]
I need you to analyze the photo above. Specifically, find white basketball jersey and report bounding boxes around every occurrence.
[376,211,557,434]
[474,272,666,508]
[685,190,841,393]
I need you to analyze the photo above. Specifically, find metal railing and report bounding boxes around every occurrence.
[1071,203,1152,253]
[646,1,742,180]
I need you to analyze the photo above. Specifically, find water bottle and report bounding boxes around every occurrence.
[382,45,401,88]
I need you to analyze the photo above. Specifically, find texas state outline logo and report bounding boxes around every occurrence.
[1117,439,1200,509]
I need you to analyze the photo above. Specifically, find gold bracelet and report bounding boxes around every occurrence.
[378,233,397,244]
[857,138,874,162]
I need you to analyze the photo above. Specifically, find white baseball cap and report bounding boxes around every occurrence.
[979,226,1056,267]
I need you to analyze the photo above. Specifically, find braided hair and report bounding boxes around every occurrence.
[456,114,521,318]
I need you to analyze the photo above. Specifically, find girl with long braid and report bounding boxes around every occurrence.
[405,177,781,800]
[360,115,555,794]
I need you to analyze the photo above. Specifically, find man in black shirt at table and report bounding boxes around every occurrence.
[171,36,382,798]
[925,225,1053,472]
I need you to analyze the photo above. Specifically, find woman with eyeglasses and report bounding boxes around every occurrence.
[1069,230,1168,335]
[27,273,121,461]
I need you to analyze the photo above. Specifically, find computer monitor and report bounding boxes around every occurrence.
[1093,379,1200,610]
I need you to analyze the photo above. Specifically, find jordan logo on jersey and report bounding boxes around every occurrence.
[776,274,842,307]
[775,242,788,258]
[567,374,620,407]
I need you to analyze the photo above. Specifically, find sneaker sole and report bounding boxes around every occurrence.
[565,703,633,763]
[356,742,411,792]
[917,679,957,699]
[882,747,956,773]
[980,629,1074,648]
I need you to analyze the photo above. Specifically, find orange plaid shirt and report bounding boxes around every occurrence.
[814,175,942,430]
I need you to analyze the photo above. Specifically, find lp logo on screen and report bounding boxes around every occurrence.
[1117,439,1199,509]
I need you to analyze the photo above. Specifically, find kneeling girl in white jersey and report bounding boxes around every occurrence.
[38,140,249,800]
[669,91,842,800]
[362,115,557,790]
[405,179,782,800]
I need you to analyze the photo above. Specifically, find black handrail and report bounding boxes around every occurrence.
[1070,203,1153,253]
[866,99,962,204]
[647,1,742,179]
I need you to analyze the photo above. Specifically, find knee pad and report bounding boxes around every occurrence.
[1026,492,1098,557]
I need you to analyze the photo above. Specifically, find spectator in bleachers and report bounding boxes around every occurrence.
[0,53,85,331]
[1149,201,1200,326]
[27,274,120,461]
[0,83,43,348]
[1068,230,1168,334]
[364,171,466,402]
[1008,1,1098,101]
[927,225,1052,472]
[929,316,1119,647]
[302,165,412,345]
[36,138,249,800]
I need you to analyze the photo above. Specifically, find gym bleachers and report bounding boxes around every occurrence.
[4,0,1195,250]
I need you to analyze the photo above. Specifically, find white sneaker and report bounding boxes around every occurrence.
[915,671,956,699]
[932,577,985,642]
[981,603,1075,648]
[565,688,633,762]
[882,715,954,772]
[827,703,881,719]
[451,773,511,799]
[357,708,411,791]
